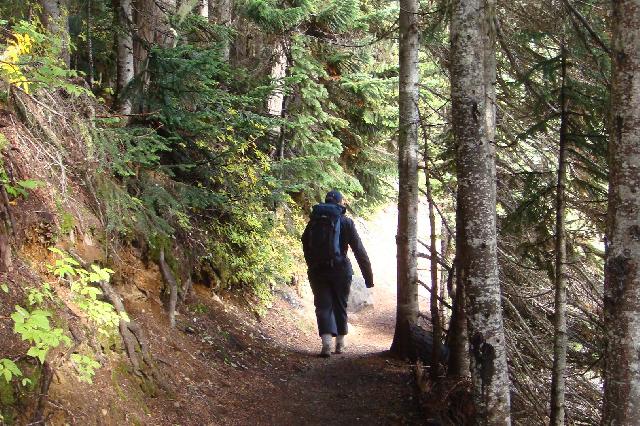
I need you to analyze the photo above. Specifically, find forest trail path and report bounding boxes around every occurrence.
[219,205,426,425]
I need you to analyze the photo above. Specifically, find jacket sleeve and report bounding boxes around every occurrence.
[346,218,374,288]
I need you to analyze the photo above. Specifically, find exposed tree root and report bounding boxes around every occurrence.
[181,274,192,303]
[68,250,165,388]
[31,361,53,425]
[95,277,157,377]
[158,247,178,328]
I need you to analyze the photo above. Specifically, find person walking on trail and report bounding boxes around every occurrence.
[301,190,374,357]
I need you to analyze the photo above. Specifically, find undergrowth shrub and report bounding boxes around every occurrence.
[0,20,91,96]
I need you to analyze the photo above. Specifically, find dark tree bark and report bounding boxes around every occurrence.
[421,131,442,378]
[550,41,569,426]
[447,251,469,377]
[602,1,640,424]
[86,0,95,87]
[451,0,511,422]
[391,0,420,358]
[31,361,54,425]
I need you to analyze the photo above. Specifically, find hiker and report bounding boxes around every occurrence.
[301,190,374,357]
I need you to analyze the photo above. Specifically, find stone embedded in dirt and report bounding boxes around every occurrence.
[276,287,304,310]
[348,276,373,313]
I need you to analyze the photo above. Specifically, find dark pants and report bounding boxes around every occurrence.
[308,270,352,336]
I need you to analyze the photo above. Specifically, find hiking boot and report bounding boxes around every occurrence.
[335,335,346,354]
[320,334,332,358]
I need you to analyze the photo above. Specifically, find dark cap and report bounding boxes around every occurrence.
[325,190,343,204]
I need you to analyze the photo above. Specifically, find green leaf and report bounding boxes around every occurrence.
[17,179,42,190]
[1,283,8,293]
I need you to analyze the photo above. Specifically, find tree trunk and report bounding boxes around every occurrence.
[390,0,420,358]
[483,0,497,203]
[114,0,135,115]
[266,39,290,159]
[86,0,95,87]
[602,1,640,424]
[217,0,232,61]
[447,245,469,376]
[451,0,511,422]
[439,224,451,329]
[41,0,70,67]
[133,0,177,74]
[197,0,209,19]
[550,41,569,426]
[422,135,442,379]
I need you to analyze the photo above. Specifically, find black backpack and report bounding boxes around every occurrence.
[302,203,344,269]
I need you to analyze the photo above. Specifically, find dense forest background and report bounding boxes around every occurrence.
[0,0,632,424]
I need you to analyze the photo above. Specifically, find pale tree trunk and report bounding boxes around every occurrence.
[41,0,70,67]
[133,0,176,113]
[197,0,209,19]
[451,0,511,422]
[390,0,420,358]
[114,0,135,115]
[217,0,232,61]
[483,0,497,202]
[267,40,289,159]
[602,1,640,424]
[550,42,569,426]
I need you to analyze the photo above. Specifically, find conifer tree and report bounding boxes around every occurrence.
[451,0,511,421]
[391,0,420,358]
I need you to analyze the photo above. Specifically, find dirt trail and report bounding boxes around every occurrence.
[218,205,425,425]
[218,277,423,426]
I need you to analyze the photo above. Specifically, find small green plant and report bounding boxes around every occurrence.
[11,305,71,363]
[190,303,209,314]
[59,211,75,235]
[48,248,124,335]
[26,282,54,306]
[70,353,101,384]
[0,359,22,384]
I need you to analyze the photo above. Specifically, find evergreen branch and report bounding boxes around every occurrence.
[561,0,610,55]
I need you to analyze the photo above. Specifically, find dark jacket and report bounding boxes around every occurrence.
[303,209,374,287]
